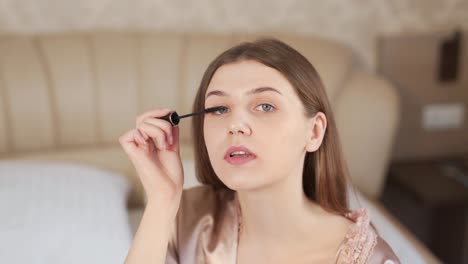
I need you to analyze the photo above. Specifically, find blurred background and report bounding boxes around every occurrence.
[0,1,467,263]
[0,0,467,70]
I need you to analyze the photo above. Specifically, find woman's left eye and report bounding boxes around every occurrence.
[256,103,275,112]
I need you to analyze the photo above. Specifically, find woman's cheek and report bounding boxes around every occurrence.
[204,118,224,135]
[204,119,223,149]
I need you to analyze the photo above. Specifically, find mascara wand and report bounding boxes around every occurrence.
[160,106,225,127]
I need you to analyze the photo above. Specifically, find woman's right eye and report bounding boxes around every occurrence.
[213,106,228,115]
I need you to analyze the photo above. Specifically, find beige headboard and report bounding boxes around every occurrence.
[0,31,399,208]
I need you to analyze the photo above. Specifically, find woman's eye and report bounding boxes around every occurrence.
[209,104,275,115]
[213,106,229,115]
[257,103,275,112]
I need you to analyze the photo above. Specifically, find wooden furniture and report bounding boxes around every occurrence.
[382,156,468,264]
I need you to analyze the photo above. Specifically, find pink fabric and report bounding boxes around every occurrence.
[166,186,401,264]
[334,208,401,263]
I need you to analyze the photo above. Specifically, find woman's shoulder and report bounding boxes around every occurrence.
[336,208,401,264]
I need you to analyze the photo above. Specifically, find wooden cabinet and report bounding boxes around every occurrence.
[381,156,468,264]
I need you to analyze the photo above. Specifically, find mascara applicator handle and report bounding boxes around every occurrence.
[160,112,180,127]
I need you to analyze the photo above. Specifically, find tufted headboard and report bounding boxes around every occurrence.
[0,31,400,208]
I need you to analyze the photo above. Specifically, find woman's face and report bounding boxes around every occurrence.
[203,60,318,191]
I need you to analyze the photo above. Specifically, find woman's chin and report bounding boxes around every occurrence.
[219,175,268,192]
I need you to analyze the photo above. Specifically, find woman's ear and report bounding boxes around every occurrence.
[305,112,327,152]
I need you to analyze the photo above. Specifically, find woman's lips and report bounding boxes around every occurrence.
[224,145,257,166]
[225,154,256,165]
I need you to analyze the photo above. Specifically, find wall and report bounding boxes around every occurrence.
[378,31,468,160]
[0,0,467,70]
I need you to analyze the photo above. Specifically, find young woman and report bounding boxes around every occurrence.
[120,37,400,263]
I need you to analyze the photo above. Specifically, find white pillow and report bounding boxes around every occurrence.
[0,160,132,264]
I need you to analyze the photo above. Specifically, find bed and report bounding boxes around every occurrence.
[0,31,441,263]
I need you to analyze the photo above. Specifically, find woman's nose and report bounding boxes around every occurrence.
[229,123,251,135]
[228,115,252,135]
[226,106,252,135]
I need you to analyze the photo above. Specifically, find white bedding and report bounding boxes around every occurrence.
[0,160,132,264]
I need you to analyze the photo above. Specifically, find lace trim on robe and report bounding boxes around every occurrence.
[335,208,378,264]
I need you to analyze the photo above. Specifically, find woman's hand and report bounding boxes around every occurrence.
[119,108,184,209]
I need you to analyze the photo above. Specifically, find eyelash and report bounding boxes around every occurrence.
[210,103,276,115]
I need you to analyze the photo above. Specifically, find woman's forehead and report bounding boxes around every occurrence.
[206,60,293,97]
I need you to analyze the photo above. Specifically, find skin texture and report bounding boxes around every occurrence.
[203,60,351,263]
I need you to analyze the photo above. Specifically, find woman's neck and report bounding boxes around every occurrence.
[235,168,328,245]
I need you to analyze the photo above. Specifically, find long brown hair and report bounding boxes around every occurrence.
[191,37,351,215]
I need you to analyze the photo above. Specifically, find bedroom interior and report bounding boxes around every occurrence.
[0,1,466,263]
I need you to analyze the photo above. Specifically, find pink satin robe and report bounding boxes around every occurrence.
[165,185,401,264]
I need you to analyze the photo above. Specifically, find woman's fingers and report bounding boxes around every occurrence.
[139,128,149,141]
[138,121,169,151]
[136,108,172,127]
[135,129,148,146]
[142,117,174,145]
[136,109,174,145]
[167,125,180,153]
[119,108,186,206]
[130,108,179,154]
[138,117,173,145]
[119,129,139,154]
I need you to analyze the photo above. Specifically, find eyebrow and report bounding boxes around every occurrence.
[205,86,283,100]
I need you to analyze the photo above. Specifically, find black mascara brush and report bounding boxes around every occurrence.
[160,106,226,127]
